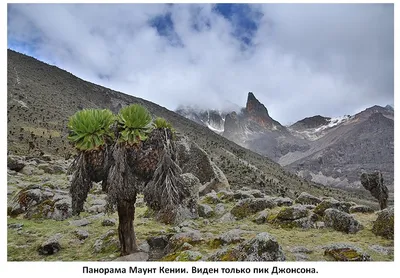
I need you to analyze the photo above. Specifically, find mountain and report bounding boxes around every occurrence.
[8,49,364,203]
[177,91,394,199]
[175,106,226,134]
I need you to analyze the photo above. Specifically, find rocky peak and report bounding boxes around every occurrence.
[290,115,331,131]
[245,92,281,129]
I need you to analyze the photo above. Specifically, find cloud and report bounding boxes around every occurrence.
[7,3,394,124]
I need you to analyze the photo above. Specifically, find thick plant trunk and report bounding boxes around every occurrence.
[117,197,138,256]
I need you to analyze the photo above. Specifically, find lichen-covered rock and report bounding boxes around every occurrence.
[323,208,363,234]
[7,155,25,172]
[174,250,203,261]
[295,192,322,205]
[231,198,275,219]
[216,190,235,202]
[74,229,89,240]
[69,218,90,227]
[218,212,236,223]
[237,232,286,261]
[38,233,62,255]
[176,137,229,195]
[314,198,349,215]
[208,248,242,261]
[214,203,225,215]
[252,210,270,224]
[276,205,309,220]
[93,230,119,253]
[372,207,394,239]
[215,229,247,246]
[234,189,264,200]
[270,196,293,207]
[101,218,117,226]
[201,191,221,204]
[323,243,371,261]
[165,231,204,253]
[349,205,374,214]
[198,204,214,218]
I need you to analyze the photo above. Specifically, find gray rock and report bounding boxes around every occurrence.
[323,243,370,261]
[314,198,348,215]
[252,210,269,224]
[114,252,149,261]
[349,205,374,214]
[176,137,230,195]
[93,230,119,253]
[214,203,225,215]
[139,241,150,253]
[201,191,221,204]
[8,223,23,230]
[231,198,276,219]
[147,235,169,250]
[218,212,236,223]
[270,196,293,207]
[198,204,214,218]
[290,246,313,254]
[233,191,255,200]
[69,218,90,227]
[216,190,235,202]
[368,245,394,255]
[7,156,25,172]
[295,192,322,205]
[38,233,62,255]
[323,208,363,234]
[87,204,106,214]
[165,231,203,253]
[102,218,117,226]
[74,229,89,240]
[276,205,309,220]
[218,229,246,245]
[372,206,394,239]
[237,232,286,261]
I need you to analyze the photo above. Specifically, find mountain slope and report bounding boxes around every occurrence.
[9,49,372,204]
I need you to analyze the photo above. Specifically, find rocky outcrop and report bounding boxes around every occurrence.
[237,232,286,261]
[176,137,229,195]
[349,205,374,214]
[372,207,394,239]
[323,209,363,234]
[360,172,389,210]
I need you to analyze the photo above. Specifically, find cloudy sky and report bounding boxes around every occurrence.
[7,3,394,124]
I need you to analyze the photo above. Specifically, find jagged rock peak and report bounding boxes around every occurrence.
[246,92,269,116]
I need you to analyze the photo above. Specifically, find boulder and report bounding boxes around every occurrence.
[216,229,246,245]
[165,231,204,253]
[323,243,370,261]
[7,156,25,172]
[349,205,374,214]
[237,232,286,261]
[323,209,363,234]
[93,230,119,253]
[74,229,89,240]
[198,204,214,218]
[38,233,62,255]
[176,137,229,195]
[201,191,221,204]
[102,218,117,227]
[360,172,389,210]
[270,196,293,207]
[372,207,394,239]
[218,212,236,223]
[231,198,275,219]
[276,205,309,220]
[314,198,349,215]
[295,192,322,205]
[69,218,90,227]
[147,235,169,250]
[214,204,225,216]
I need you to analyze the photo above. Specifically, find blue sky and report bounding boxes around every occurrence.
[7,3,394,124]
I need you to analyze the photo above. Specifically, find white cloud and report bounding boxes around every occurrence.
[7,3,394,124]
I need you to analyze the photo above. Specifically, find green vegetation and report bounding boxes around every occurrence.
[117,104,153,144]
[67,109,114,150]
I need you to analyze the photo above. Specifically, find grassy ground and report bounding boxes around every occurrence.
[7,203,393,262]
